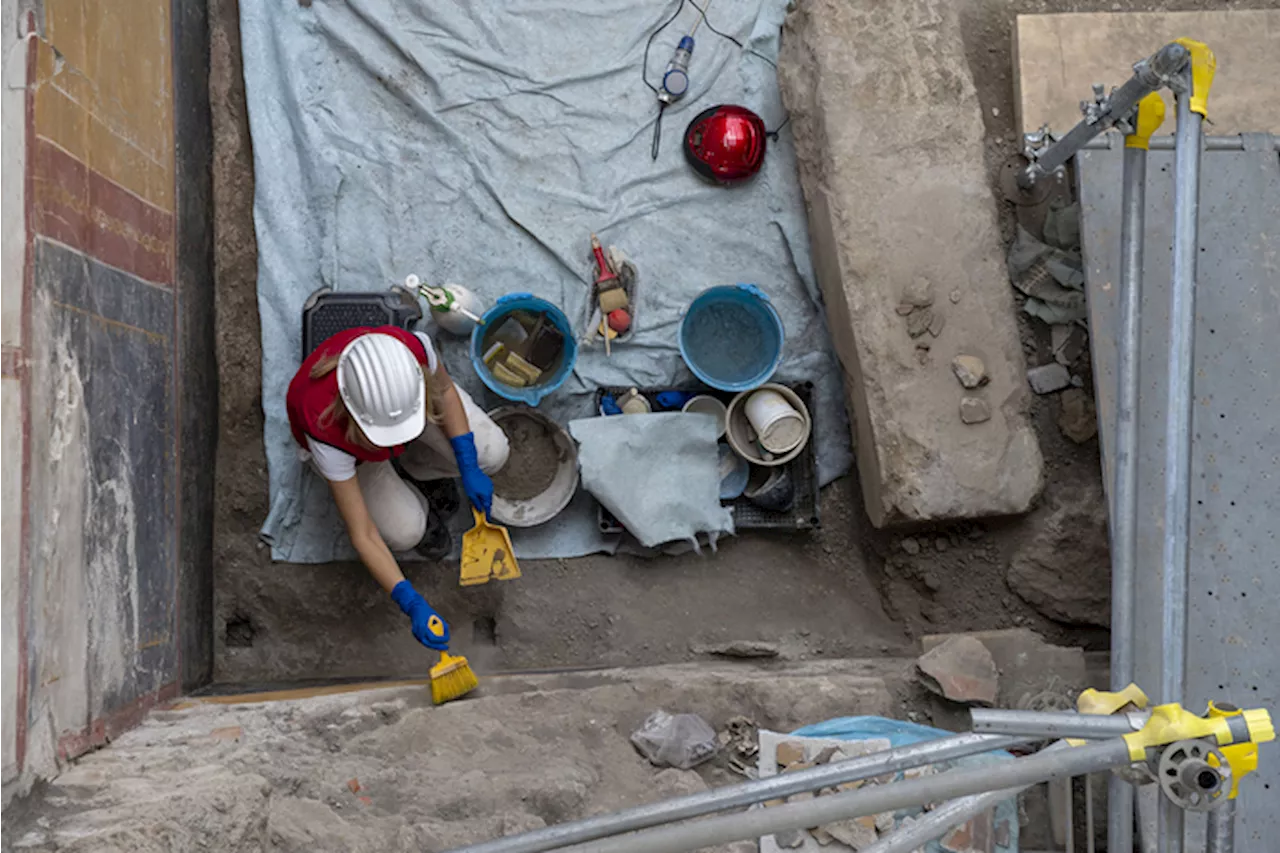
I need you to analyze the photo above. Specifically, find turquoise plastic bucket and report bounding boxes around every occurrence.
[679,284,784,392]
[470,293,577,406]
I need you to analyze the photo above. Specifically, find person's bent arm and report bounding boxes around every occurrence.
[328,476,450,650]
[329,476,404,592]
[433,362,470,438]
[434,363,494,516]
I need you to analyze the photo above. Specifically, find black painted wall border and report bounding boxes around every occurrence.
[172,0,217,690]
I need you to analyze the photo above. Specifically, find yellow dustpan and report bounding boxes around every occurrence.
[460,508,521,586]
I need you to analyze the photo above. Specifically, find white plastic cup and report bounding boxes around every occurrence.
[744,388,805,453]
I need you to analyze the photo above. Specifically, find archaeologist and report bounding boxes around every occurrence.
[286,326,509,649]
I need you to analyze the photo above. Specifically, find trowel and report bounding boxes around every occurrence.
[460,509,521,586]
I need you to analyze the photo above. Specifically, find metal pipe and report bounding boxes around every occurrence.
[1080,133,1273,150]
[1110,138,1148,853]
[555,740,1135,853]
[1157,80,1204,853]
[1207,798,1237,853]
[970,709,1148,739]
[447,733,1025,853]
[1086,774,1096,853]
[1019,41,1188,186]
[1063,776,1075,853]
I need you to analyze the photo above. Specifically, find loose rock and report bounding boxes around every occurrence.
[927,311,946,338]
[810,827,836,846]
[902,276,935,308]
[1008,482,1111,626]
[775,741,805,767]
[812,746,842,765]
[824,817,878,850]
[1026,363,1071,394]
[916,635,999,705]
[906,308,933,338]
[1051,323,1088,366]
[940,809,994,853]
[959,396,991,425]
[900,537,921,556]
[700,640,781,660]
[950,355,988,389]
[1058,388,1097,444]
[774,829,807,849]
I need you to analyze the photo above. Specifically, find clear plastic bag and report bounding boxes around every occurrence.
[630,710,719,769]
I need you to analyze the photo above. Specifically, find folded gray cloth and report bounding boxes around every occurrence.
[569,413,734,549]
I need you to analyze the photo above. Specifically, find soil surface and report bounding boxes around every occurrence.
[491,414,560,501]
[0,662,909,852]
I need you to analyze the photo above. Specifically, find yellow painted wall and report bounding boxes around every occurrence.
[35,0,174,212]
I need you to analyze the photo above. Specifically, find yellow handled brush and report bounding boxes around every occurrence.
[430,650,478,705]
[422,614,478,705]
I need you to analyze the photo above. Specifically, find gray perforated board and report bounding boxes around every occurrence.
[1077,134,1279,852]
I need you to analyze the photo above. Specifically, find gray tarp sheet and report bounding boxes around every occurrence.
[245,0,851,562]
[570,413,734,549]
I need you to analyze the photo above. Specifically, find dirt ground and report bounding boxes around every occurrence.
[206,0,1280,688]
[1,662,910,852]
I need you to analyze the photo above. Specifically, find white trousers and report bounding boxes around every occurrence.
[356,388,509,552]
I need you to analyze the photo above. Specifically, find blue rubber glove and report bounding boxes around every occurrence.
[391,580,449,651]
[449,432,494,518]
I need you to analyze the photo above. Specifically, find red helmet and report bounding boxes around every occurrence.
[683,105,767,184]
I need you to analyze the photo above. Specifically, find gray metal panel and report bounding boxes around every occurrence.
[1078,135,1280,852]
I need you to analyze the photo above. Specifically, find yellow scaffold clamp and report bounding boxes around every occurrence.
[1076,684,1274,805]
[1173,38,1217,119]
[1124,92,1166,150]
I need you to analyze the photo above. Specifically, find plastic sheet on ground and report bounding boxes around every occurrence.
[243,0,851,562]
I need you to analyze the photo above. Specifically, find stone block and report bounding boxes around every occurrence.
[778,0,1042,526]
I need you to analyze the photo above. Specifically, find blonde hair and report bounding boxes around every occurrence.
[310,352,439,451]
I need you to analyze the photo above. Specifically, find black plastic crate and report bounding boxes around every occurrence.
[593,382,820,532]
[301,287,423,358]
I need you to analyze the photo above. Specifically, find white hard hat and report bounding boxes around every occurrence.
[337,333,426,448]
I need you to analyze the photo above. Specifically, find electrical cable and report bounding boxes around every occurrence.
[642,0,788,159]
[642,0,688,95]
[685,0,777,68]
[651,103,667,160]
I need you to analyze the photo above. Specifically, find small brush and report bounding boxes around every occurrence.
[430,651,479,705]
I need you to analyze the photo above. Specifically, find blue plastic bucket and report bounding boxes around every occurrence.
[471,293,577,406]
[679,284,784,392]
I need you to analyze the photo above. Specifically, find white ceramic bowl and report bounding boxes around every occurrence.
[681,394,728,438]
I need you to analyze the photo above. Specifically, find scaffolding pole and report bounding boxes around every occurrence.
[1157,71,1205,853]
[555,740,1134,853]
[448,733,1023,853]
